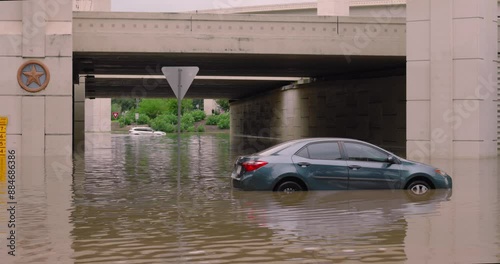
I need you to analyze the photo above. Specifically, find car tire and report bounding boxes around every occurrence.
[406,180,432,198]
[276,181,303,193]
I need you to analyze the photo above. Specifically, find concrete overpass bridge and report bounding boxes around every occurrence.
[71,11,408,156]
[73,12,406,99]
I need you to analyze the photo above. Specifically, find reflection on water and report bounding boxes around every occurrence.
[1,133,499,263]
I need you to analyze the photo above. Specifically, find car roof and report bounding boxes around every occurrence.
[291,137,366,143]
[256,138,365,155]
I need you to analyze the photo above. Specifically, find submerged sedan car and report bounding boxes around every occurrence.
[128,127,166,136]
[231,138,452,196]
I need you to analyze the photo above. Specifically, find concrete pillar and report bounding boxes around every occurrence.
[74,0,112,135]
[0,0,74,262]
[204,99,218,116]
[406,0,498,163]
[0,0,73,156]
[74,77,85,152]
[84,98,111,132]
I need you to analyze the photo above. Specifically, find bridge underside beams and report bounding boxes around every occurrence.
[85,78,292,99]
[78,53,406,100]
[230,75,406,156]
[74,53,406,78]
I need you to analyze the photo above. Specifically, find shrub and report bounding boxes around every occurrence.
[151,118,176,133]
[150,115,166,131]
[152,114,177,126]
[163,123,176,133]
[181,113,195,127]
[125,110,136,121]
[118,116,132,127]
[137,114,150,125]
[206,115,219,125]
[217,113,230,129]
[150,118,161,131]
[191,110,206,122]
[196,125,205,133]
[149,112,202,133]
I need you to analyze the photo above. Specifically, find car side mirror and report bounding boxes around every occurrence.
[387,155,398,164]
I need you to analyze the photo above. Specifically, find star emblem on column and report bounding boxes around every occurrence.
[23,65,45,86]
[17,60,51,93]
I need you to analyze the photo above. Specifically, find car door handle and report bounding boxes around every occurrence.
[348,165,362,171]
[297,162,310,168]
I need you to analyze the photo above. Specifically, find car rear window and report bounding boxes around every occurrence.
[296,142,342,160]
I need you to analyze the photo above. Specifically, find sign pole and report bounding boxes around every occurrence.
[177,68,182,192]
[177,69,182,138]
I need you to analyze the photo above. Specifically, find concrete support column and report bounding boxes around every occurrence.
[407,0,498,164]
[0,0,73,156]
[0,0,74,261]
[74,0,113,136]
[84,98,111,132]
[74,77,85,152]
[204,99,218,116]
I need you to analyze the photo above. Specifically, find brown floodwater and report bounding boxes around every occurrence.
[1,133,499,263]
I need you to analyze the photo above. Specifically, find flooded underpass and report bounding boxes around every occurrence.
[1,133,499,263]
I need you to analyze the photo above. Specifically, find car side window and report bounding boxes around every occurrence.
[296,147,310,158]
[344,142,387,162]
[297,142,342,160]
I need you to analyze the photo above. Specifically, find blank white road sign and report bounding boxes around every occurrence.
[161,67,199,100]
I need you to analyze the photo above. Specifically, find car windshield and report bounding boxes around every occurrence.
[256,140,300,156]
[135,128,152,131]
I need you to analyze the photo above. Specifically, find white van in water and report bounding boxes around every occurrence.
[129,127,166,136]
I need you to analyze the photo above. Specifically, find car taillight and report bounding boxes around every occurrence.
[242,161,268,172]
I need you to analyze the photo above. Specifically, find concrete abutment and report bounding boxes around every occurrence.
[231,75,406,156]
[0,0,73,158]
[406,0,498,162]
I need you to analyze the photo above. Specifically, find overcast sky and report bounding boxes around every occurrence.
[112,0,315,12]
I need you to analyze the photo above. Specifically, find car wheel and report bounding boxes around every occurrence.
[407,180,431,196]
[276,181,303,193]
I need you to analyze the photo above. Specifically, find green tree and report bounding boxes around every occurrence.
[138,99,194,119]
[164,99,194,116]
[112,98,137,112]
[216,99,230,112]
[137,99,171,119]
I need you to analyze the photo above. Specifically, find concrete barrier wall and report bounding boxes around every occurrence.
[231,75,406,156]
